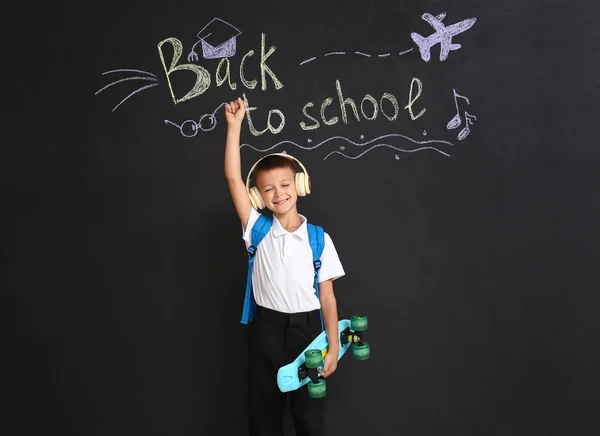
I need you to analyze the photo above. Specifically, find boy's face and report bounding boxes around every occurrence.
[256,167,297,214]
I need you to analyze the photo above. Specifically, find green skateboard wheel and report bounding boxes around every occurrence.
[350,314,368,331]
[304,349,323,368]
[307,379,326,398]
[352,342,370,360]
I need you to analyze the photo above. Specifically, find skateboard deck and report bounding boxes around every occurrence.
[277,319,351,393]
[276,317,369,394]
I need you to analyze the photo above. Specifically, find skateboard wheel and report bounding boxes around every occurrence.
[352,342,370,360]
[304,349,324,368]
[350,314,368,331]
[307,379,326,398]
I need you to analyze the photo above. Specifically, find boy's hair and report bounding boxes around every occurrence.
[253,154,297,180]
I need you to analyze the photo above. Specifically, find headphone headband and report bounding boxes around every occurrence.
[244,153,308,191]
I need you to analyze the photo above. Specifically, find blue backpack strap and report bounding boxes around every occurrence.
[307,223,326,331]
[240,214,273,324]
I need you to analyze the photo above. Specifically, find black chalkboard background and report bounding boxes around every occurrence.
[7,0,600,435]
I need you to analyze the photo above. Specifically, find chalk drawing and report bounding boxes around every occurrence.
[300,48,413,65]
[164,102,227,137]
[240,133,454,161]
[95,69,160,112]
[187,18,242,61]
[323,144,450,160]
[446,89,477,140]
[411,13,477,62]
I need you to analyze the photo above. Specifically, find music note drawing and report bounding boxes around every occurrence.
[447,89,476,141]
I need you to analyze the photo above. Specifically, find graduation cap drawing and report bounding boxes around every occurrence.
[187,18,242,62]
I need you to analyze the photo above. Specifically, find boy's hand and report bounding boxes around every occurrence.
[319,352,338,378]
[225,97,245,126]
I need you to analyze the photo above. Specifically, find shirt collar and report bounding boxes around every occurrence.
[271,214,308,240]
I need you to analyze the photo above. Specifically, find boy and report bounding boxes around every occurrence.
[224,97,345,436]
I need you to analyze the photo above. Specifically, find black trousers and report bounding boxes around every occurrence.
[249,305,324,436]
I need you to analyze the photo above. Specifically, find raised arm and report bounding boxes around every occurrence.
[224,98,253,228]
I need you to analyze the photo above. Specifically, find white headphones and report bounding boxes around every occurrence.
[245,153,311,210]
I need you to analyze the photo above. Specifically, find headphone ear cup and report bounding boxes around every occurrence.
[248,188,257,209]
[295,172,311,196]
[249,186,265,210]
[304,173,311,195]
[295,173,306,196]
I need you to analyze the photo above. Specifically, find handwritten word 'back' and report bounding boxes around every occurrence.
[158,33,283,104]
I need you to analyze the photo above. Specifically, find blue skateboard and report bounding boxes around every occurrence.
[276,314,370,398]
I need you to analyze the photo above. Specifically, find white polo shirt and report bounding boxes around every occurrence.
[242,208,345,313]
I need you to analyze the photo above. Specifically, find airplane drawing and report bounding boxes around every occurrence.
[410,13,477,62]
